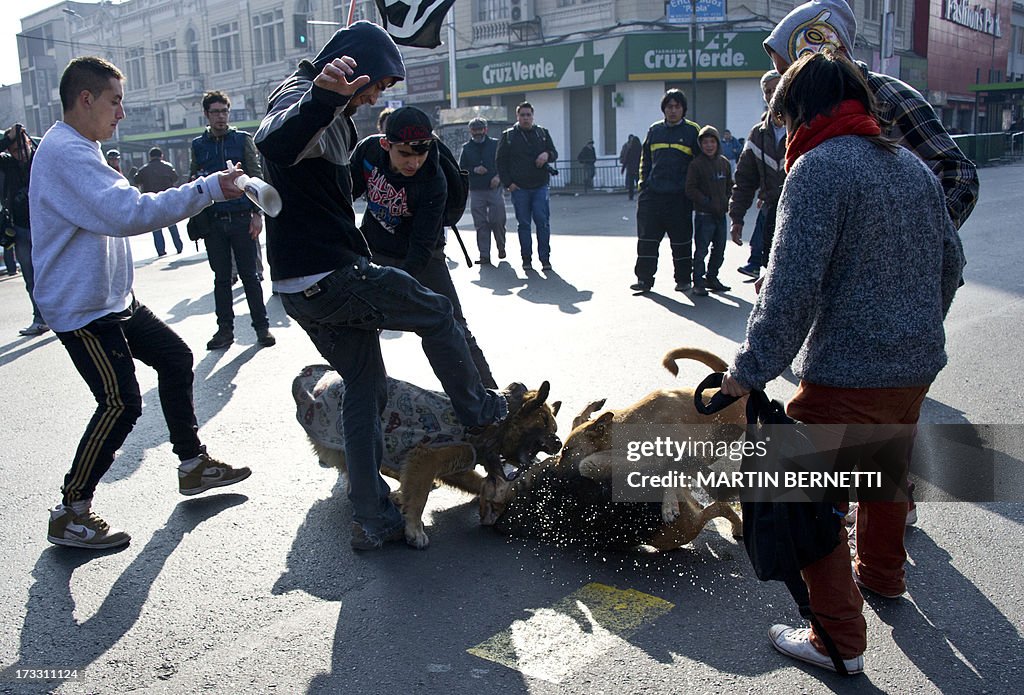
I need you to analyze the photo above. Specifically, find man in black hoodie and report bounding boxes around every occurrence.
[256,23,519,551]
[351,106,497,388]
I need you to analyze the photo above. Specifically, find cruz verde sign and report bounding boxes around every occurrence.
[456,31,770,97]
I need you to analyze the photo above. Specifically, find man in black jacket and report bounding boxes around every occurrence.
[1,123,46,335]
[135,147,183,256]
[631,89,701,294]
[256,23,520,551]
[496,102,558,270]
[459,117,506,265]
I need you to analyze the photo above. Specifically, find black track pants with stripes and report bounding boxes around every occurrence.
[634,192,694,285]
[56,299,202,504]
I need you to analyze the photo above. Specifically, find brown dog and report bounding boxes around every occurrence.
[481,347,745,550]
[293,365,561,548]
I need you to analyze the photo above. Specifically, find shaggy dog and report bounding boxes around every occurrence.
[479,348,745,550]
[293,365,561,548]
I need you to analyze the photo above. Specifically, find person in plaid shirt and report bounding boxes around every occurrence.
[763,0,978,229]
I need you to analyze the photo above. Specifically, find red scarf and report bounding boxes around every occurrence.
[784,100,882,172]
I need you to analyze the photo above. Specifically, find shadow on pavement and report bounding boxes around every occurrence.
[517,268,593,314]
[0,333,59,369]
[273,473,898,692]
[878,528,1024,692]
[0,495,247,685]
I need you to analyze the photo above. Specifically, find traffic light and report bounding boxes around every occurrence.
[294,14,308,48]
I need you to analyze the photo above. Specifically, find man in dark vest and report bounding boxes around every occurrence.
[190,90,274,350]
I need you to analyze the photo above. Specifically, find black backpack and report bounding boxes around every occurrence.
[694,373,850,675]
[433,139,469,229]
[432,138,475,264]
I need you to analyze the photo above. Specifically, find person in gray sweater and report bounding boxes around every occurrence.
[721,51,965,675]
[30,57,252,551]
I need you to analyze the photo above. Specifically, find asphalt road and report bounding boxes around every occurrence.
[0,162,1022,694]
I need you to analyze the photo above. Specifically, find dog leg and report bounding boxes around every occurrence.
[578,450,618,480]
[399,444,476,549]
[439,469,486,495]
[713,500,744,538]
[661,488,682,523]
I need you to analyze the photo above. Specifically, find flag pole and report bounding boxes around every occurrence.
[347,0,357,25]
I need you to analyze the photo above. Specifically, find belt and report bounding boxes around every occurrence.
[302,282,324,299]
[212,210,251,221]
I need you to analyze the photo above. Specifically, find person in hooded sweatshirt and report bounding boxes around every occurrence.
[351,106,497,389]
[256,22,522,552]
[685,126,733,297]
[763,0,977,230]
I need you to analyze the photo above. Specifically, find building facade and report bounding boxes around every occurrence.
[13,1,1023,178]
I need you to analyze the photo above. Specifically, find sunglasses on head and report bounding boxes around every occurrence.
[390,138,432,153]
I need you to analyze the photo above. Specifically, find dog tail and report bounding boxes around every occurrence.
[661,347,729,376]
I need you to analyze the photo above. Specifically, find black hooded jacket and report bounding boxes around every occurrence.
[255,21,405,281]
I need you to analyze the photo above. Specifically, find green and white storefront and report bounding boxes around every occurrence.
[392,30,775,165]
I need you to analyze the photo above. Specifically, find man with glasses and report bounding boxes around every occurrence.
[190,90,274,350]
[257,22,523,551]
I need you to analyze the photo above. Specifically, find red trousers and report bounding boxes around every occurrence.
[786,381,928,658]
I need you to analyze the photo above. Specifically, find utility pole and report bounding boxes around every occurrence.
[690,0,698,117]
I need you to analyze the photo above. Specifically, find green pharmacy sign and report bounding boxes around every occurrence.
[456,32,770,97]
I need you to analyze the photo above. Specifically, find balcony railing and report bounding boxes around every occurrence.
[472,19,509,44]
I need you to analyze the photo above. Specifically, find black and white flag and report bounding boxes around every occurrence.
[373,0,456,49]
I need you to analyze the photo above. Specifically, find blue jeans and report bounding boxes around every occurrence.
[14,225,43,325]
[744,208,766,269]
[510,185,551,262]
[204,212,268,330]
[152,224,183,255]
[693,213,727,284]
[280,258,506,540]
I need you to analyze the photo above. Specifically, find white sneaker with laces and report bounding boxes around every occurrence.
[769,624,864,674]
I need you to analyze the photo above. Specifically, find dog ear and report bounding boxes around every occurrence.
[537,380,550,403]
[571,398,607,430]
[593,411,615,429]
[520,381,551,416]
[551,400,561,416]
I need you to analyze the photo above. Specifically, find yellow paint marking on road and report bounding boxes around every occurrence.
[467,583,674,684]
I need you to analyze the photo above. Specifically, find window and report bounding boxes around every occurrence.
[154,39,177,85]
[895,0,906,29]
[476,0,509,22]
[863,0,881,20]
[211,22,241,73]
[253,9,286,65]
[1014,26,1024,55]
[186,28,200,76]
[126,47,147,88]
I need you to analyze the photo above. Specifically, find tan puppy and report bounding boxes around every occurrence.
[481,348,744,549]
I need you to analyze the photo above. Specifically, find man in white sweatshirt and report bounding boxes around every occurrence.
[30,56,252,550]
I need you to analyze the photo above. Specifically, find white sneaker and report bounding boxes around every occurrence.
[19,322,49,336]
[768,624,864,674]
